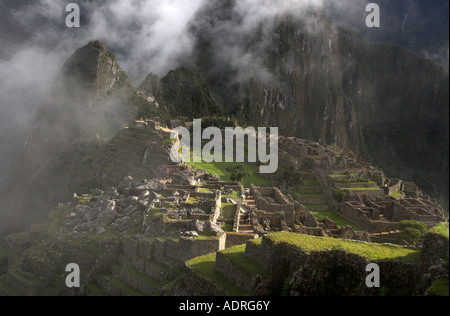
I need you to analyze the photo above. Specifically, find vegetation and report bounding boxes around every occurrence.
[333,190,346,203]
[220,245,269,277]
[429,222,449,239]
[186,253,248,296]
[226,165,252,182]
[310,210,364,232]
[222,203,237,221]
[267,232,421,262]
[187,151,271,186]
[398,220,429,245]
[426,278,449,296]
[159,67,224,118]
[390,190,404,198]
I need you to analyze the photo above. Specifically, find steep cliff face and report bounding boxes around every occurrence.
[139,67,223,119]
[324,0,450,67]
[2,41,138,233]
[337,28,449,205]
[186,1,449,207]
[234,15,364,154]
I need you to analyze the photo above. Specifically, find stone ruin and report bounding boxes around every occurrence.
[273,135,447,239]
[245,184,370,242]
[330,170,447,235]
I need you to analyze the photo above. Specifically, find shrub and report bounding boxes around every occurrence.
[398,220,428,245]
[333,190,346,203]
[226,165,252,182]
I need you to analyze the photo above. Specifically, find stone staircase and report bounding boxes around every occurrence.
[294,170,332,214]
[239,195,257,234]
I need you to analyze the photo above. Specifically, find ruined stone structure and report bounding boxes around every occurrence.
[274,135,447,236]
[0,122,447,296]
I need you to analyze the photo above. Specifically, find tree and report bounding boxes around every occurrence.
[398,220,428,245]
[226,165,252,182]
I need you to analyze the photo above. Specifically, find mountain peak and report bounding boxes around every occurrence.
[60,40,129,99]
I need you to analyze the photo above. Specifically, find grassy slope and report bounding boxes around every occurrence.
[429,222,449,239]
[310,210,364,232]
[267,232,421,262]
[187,151,271,186]
[186,253,248,296]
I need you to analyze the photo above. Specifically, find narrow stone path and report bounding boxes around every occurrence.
[239,195,256,234]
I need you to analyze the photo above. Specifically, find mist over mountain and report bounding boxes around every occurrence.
[324,0,449,67]
[182,0,448,197]
[0,0,448,233]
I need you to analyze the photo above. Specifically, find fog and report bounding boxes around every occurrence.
[0,0,448,231]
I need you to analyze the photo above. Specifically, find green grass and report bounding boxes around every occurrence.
[186,150,271,186]
[343,187,383,191]
[427,278,449,296]
[86,282,107,296]
[304,204,331,210]
[291,190,324,198]
[390,191,404,198]
[222,223,234,232]
[310,210,364,232]
[220,245,269,277]
[148,207,164,222]
[101,273,145,296]
[266,232,421,262]
[222,203,237,220]
[186,253,248,296]
[429,222,449,239]
[222,191,241,199]
[249,238,263,247]
[329,174,359,178]
[46,204,75,236]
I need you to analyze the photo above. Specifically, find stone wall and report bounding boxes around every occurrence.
[182,265,227,296]
[215,252,262,294]
[164,234,226,262]
[123,234,226,270]
[251,185,295,215]
[253,210,286,229]
[244,234,424,296]
[387,179,403,195]
[225,233,256,248]
[233,201,242,233]
[340,202,399,233]
[211,191,222,223]
[421,232,449,263]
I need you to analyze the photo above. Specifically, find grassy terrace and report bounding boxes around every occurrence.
[343,187,383,191]
[186,150,271,187]
[222,203,237,221]
[266,232,421,262]
[329,174,359,179]
[427,279,449,296]
[390,191,404,198]
[310,210,364,232]
[186,253,248,296]
[291,191,323,199]
[429,222,449,239]
[220,245,269,277]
